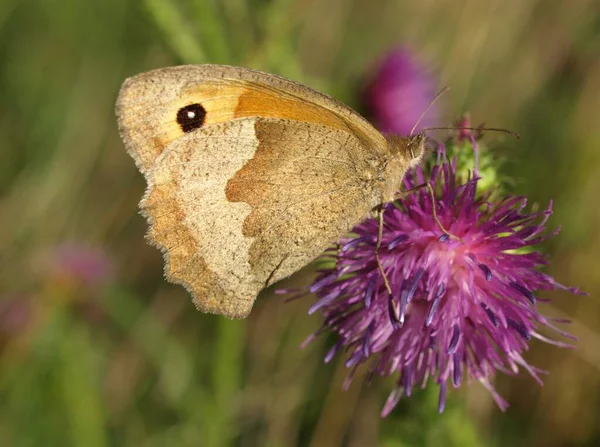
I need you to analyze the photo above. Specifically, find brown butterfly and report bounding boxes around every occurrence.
[116,64,429,318]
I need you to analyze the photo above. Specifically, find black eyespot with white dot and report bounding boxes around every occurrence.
[176,103,206,132]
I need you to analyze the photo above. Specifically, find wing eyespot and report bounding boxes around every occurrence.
[177,103,206,132]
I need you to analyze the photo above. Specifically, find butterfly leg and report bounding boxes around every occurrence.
[395,182,463,243]
[375,205,393,297]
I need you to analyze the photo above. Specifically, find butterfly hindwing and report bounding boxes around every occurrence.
[142,118,381,318]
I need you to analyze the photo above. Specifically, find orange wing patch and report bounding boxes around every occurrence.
[152,82,354,157]
[235,86,352,134]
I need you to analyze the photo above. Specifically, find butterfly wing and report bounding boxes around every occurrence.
[116,64,387,174]
[116,65,388,318]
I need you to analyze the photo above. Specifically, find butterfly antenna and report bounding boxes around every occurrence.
[409,87,450,136]
[420,126,520,139]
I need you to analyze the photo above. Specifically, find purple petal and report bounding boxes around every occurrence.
[447,324,460,354]
[510,282,536,305]
[388,234,409,250]
[478,263,493,281]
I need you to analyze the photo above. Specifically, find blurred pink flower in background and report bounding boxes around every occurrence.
[46,243,114,287]
[0,295,34,337]
[42,243,114,324]
[365,47,440,135]
[0,294,37,357]
[0,244,114,353]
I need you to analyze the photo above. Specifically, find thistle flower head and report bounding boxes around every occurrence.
[288,141,583,415]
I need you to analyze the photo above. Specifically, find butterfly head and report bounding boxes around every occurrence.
[385,132,426,168]
[406,132,427,167]
[378,133,427,203]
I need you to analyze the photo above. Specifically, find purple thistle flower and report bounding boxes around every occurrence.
[365,47,439,135]
[291,150,584,415]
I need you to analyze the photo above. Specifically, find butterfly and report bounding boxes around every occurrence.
[116,64,427,318]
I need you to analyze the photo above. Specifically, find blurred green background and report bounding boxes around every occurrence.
[1,0,598,446]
